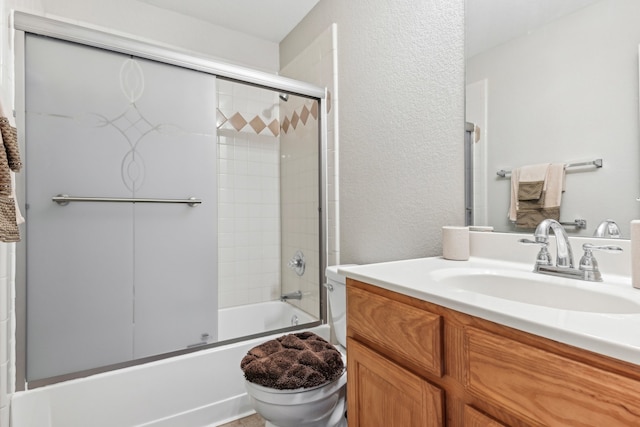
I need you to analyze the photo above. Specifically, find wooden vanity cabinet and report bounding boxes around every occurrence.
[346,279,640,427]
[347,338,444,427]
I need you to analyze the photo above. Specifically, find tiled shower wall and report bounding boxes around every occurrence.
[217,24,338,314]
[217,80,282,308]
[0,245,15,427]
[280,97,320,316]
[280,24,338,315]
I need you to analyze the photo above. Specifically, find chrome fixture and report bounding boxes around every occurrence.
[560,218,587,229]
[579,243,623,282]
[281,290,302,301]
[519,219,622,282]
[593,219,621,238]
[288,250,305,276]
[262,93,289,118]
[53,194,201,207]
[186,332,211,348]
[533,218,575,268]
[496,158,602,178]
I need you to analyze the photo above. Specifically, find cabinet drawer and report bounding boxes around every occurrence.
[465,328,640,426]
[347,286,442,376]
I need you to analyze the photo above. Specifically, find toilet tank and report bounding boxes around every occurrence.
[325,265,357,349]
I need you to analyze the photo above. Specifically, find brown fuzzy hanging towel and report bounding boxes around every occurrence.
[240,331,344,390]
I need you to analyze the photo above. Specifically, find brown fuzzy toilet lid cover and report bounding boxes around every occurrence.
[240,331,345,390]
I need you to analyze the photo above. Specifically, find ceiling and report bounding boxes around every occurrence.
[138,0,601,55]
[466,0,602,57]
[138,0,319,43]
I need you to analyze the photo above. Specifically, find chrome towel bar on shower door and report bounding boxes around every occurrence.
[52,194,202,207]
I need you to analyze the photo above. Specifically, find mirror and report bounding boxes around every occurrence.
[465,0,640,238]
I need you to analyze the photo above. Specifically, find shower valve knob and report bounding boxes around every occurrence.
[288,250,305,276]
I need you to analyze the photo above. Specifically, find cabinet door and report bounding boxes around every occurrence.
[464,406,507,427]
[347,338,443,427]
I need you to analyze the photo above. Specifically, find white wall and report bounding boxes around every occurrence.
[281,0,466,264]
[37,0,280,72]
[466,0,640,237]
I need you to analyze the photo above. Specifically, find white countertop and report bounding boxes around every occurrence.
[339,256,640,365]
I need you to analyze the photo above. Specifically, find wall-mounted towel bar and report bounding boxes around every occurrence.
[497,158,603,178]
[513,219,586,229]
[52,194,202,207]
[560,219,587,229]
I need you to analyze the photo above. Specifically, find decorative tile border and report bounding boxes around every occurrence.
[216,95,329,137]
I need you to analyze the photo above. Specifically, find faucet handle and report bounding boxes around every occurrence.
[287,250,306,276]
[593,220,621,238]
[519,238,552,266]
[518,238,547,247]
[578,243,623,282]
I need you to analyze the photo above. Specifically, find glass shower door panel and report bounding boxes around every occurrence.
[25,35,135,380]
[129,58,218,358]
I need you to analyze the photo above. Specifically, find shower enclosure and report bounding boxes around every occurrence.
[14,13,327,388]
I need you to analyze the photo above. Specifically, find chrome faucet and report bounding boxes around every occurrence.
[281,290,302,301]
[593,219,621,238]
[533,218,575,269]
[519,219,622,282]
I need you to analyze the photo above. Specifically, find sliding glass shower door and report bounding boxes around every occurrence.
[25,35,218,381]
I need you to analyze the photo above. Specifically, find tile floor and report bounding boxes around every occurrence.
[218,413,265,427]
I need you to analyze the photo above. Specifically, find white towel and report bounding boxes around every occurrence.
[544,163,566,208]
[508,168,520,222]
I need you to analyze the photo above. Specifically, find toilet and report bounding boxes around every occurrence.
[244,265,354,427]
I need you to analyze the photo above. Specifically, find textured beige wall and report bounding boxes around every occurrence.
[281,0,466,264]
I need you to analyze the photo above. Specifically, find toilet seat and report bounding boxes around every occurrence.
[245,370,347,427]
[245,368,346,404]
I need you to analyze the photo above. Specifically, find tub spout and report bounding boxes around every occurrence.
[281,290,302,301]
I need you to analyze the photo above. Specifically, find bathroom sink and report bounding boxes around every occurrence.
[429,268,640,314]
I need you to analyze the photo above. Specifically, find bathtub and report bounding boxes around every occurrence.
[218,300,317,341]
[11,301,327,427]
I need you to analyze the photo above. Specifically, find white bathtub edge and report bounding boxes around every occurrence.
[11,324,330,427]
[135,393,255,427]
